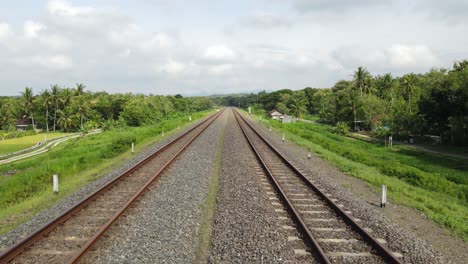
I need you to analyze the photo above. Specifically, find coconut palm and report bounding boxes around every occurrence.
[61,88,72,110]
[57,109,75,132]
[75,83,86,97]
[40,89,51,131]
[50,84,61,131]
[354,66,372,97]
[76,96,90,129]
[402,74,418,113]
[378,73,395,103]
[20,87,35,130]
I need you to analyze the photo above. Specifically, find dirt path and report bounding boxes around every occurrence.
[349,132,468,160]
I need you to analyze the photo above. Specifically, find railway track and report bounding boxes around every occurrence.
[233,109,403,264]
[0,110,223,264]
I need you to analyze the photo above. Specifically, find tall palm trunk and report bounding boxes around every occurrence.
[408,94,412,113]
[30,111,35,131]
[54,106,57,131]
[45,105,49,131]
[352,101,357,130]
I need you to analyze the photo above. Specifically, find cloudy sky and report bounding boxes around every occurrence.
[0,0,467,96]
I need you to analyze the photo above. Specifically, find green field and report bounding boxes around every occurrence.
[253,114,468,240]
[0,132,69,156]
[0,111,212,234]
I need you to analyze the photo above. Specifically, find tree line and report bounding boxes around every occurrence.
[215,61,468,146]
[0,84,213,135]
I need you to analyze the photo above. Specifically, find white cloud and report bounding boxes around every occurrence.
[332,44,437,73]
[387,44,436,68]
[24,20,45,38]
[414,0,468,23]
[0,0,465,96]
[207,64,233,75]
[0,22,13,42]
[17,54,73,70]
[39,34,70,50]
[203,45,236,62]
[243,12,292,29]
[159,59,187,74]
[292,0,387,13]
[47,0,95,17]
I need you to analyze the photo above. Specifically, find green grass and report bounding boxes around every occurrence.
[251,113,468,240]
[0,132,69,155]
[0,111,212,234]
[194,116,225,263]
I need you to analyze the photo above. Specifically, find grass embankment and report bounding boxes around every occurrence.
[0,133,69,156]
[194,115,225,263]
[0,111,212,235]
[251,114,468,240]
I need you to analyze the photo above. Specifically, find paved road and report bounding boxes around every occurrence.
[0,130,102,165]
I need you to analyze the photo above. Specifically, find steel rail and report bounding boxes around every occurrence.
[233,109,330,263]
[68,109,223,263]
[233,109,402,264]
[0,110,222,263]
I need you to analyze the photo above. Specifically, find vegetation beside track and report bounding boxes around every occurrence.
[248,112,468,241]
[0,132,69,156]
[0,111,212,235]
[194,115,225,263]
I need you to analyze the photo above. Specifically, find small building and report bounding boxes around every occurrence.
[15,118,31,131]
[281,115,293,124]
[269,110,283,120]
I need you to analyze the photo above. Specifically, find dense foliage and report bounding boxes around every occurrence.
[215,61,468,145]
[0,84,213,135]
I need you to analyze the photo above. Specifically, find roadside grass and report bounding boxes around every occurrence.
[194,116,226,263]
[0,132,69,156]
[0,111,212,235]
[249,113,468,240]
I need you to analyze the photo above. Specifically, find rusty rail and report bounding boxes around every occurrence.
[0,110,223,263]
[233,109,401,264]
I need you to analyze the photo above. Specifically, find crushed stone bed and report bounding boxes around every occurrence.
[209,110,312,263]
[243,113,452,264]
[0,116,211,252]
[80,110,226,263]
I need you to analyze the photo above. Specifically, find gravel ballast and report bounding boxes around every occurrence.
[0,115,213,252]
[209,110,313,263]
[80,110,226,263]
[243,111,454,264]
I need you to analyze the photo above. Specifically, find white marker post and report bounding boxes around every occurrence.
[307,147,311,159]
[282,133,285,142]
[189,116,192,122]
[389,136,393,148]
[131,142,134,154]
[269,126,272,132]
[380,184,387,208]
[248,107,251,114]
[53,174,59,194]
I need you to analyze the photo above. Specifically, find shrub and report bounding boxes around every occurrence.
[101,135,136,158]
[334,121,350,135]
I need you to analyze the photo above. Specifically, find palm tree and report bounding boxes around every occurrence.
[402,74,417,113]
[379,73,395,103]
[75,83,86,97]
[57,110,75,132]
[61,88,72,110]
[20,87,35,130]
[354,66,371,97]
[50,84,61,131]
[76,96,90,129]
[40,89,51,131]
